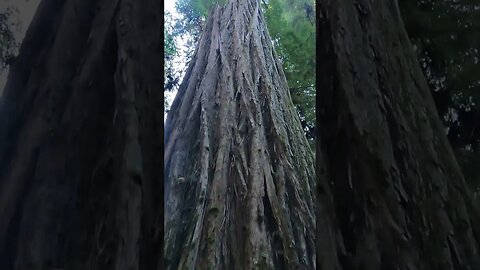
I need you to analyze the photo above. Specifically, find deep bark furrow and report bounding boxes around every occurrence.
[317,0,480,269]
[165,0,315,268]
[0,0,162,269]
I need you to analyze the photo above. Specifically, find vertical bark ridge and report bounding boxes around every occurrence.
[164,0,316,269]
[0,0,162,269]
[0,0,101,267]
[317,0,480,269]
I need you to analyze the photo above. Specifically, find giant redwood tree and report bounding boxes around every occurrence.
[2,0,480,269]
[163,0,316,268]
[315,0,480,269]
[0,0,163,269]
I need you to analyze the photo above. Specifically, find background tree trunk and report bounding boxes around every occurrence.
[316,0,480,269]
[164,0,316,269]
[0,0,162,269]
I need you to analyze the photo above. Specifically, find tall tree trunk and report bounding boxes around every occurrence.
[0,0,163,269]
[316,0,480,269]
[163,0,316,269]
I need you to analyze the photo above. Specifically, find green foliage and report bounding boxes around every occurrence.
[174,0,227,35]
[263,0,316,140]
[174,0,204,35]
[192,0,227,17]
[164,11,179,94]
[264,0,315,89]
[167,0,316,141]
[172,0,229,61]
[164,12,177,60]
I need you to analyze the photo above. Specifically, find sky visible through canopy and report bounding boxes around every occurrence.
[164,0,188,121]
[164,1,177,115]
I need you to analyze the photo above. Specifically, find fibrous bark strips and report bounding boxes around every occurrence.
[4,0,479,269]
[164,0,316,269]
[316,0,480,269]
[0,0,162,269]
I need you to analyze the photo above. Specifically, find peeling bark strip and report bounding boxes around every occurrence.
[316,0,480,269]
[0,0,162,269]
[164,0,316,269]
